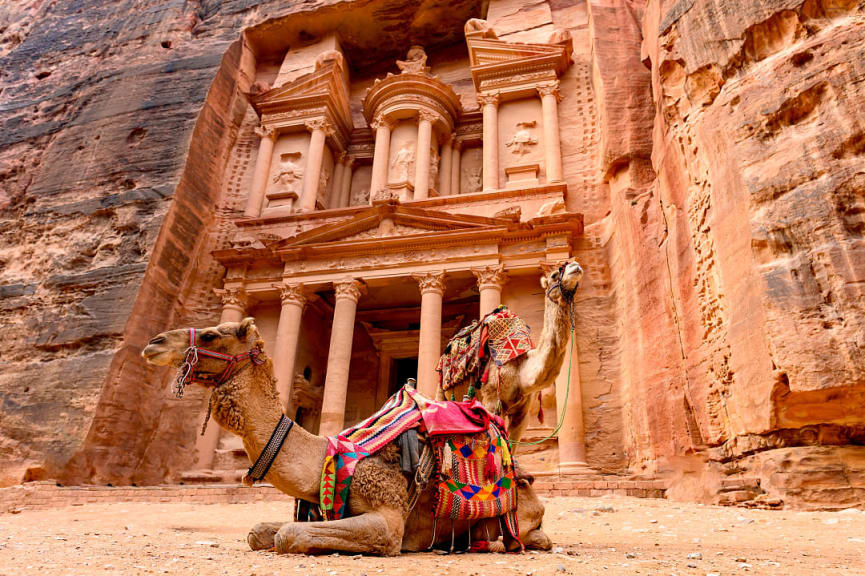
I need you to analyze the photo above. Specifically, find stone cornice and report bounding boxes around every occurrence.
[466,34,572,98]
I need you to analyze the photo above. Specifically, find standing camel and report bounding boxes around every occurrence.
[142,318,552,555]
[438,261,583,444]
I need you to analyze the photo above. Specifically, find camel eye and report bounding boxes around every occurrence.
[551,271,559,280]
[200,332,218,342]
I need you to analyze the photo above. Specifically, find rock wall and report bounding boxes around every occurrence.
[604,0,865,506]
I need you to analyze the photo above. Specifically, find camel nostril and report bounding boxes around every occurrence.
[148,336,166,345]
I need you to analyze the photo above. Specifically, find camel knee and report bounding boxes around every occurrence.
[524,528,553,550]
[248,521,285,551]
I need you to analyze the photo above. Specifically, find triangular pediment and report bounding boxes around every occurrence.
[466,36,571,92]
[269,204,512,250]
[468,38,568,68]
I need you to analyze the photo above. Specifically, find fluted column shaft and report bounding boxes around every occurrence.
[473,265,508,317]
[245,126,276,217]
[196,287,246,468]
[439,134,453,196]
[273,284,307,415]
[369,116,392,203]
[451,141,461,195]
[539,82,563,183]
[329,153,346,209]
[414,112,434,200]
[414,271,446,397]
[300,118,332,213]
[339,156,354,208]
[319,280,366,436]
[479,93,500,192]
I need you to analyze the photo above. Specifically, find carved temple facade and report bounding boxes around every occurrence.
[180,9,605,480]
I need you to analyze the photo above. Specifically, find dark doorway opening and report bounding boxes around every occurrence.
[390,357,418,395]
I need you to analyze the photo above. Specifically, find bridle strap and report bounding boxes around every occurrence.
[246,415,294,484]
[174,327,265,398]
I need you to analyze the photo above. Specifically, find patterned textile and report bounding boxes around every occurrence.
[431,420,523,550]
[319,387,421,520]
[407,387,506,435]
[437,306,533,392]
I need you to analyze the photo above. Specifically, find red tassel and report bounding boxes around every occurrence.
[481,366,490,384]
[537,391,544,424]
[485,451,497,481]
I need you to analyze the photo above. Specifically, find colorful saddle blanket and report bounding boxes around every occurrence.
[319,388,522,549]
[436,305,533,392]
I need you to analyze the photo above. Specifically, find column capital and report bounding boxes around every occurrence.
[417,109,438,124]
[537,81,562,101]
[333,279,367,302]
[413,271,446,295]
[305,117,335,137]
[477,91,501,108]
[452,138,463,151]
[342,154,356,168]
[215,286,247,309]
[335,150,347,164]
[254,124,276,139]
[278,283,308,307]
[472,265,508,290]
[371,113,394,131]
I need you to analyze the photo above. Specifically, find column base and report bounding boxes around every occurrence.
[558,461,595,475]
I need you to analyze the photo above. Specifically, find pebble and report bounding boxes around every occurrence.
[552,546,564,554]
[195,540,219,547]
[687,553,702,560]
[556,565,566,573]
[595,506,615,513]
[625,552,637,559]
[734,557,746,562]
[687,563,697,568]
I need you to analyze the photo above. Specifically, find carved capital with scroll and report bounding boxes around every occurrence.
[413,271,446,296]
[472,265,508,290]
[333,279,367,302]
[305,118,335,137]
[477,92,501,108]
[537,82,561,101]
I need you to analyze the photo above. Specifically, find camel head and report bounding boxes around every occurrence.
[141,318,266,395]
[540,260,583,306]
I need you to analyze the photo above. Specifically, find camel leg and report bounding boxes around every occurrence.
[507,407,531,446]
[274,508,404,556]
[248,521,286,551]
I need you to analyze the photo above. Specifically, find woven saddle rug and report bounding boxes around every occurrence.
[319,386,520,549]
[437,305,533,393]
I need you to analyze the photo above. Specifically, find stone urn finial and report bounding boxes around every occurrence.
[396,45,429,74]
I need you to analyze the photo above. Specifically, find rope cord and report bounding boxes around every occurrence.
[509,324,575,447]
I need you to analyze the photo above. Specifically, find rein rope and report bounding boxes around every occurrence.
[174,328,265,435]
[511,263,577,447]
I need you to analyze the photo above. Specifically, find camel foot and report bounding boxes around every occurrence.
[274,512,401,556]
[248,521,285,551]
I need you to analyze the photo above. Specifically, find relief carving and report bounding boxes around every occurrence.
[391,142,415,182]
[506,121,538,157]
[466,166,482,194]
[272,152,303,198]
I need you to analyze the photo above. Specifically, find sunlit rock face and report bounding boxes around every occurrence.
[1,0,863,508]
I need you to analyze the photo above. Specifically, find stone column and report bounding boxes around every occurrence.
[328,152,346,209]
[478,92,500,192]
[538,82,563,183]
[319,279,366,436]
[438,133,453,196]
[451,140,461,195]
[299,118,333,213]
[556,330,592,474]
[472,265,507,317]
[414,111,435,200]
[273,283,307,415]
[339,155,354,208]
[196,287,246,468]
[369,114,393,203]
[244,125,276,218]
[413,271,446,397]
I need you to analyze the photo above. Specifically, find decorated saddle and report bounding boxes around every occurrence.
[436,305,533,397]
[318,386,523,550]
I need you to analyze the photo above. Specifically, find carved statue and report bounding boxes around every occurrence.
[396,45,429,74]
[466,166,482,194]
[506,121,538,156]
[391,142,415,182]
[464,18,498,39]
[272,152,303,195]
[429,145,439,189]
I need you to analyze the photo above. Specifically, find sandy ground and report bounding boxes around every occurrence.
[1,495,864,575]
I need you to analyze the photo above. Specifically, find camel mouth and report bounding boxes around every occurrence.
[141,345,175,366]
[561,262,583,291]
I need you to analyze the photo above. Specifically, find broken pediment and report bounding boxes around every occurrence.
[465,27,572,94]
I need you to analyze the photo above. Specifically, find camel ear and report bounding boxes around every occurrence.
[540,275,550,290]
[236,317,256,340]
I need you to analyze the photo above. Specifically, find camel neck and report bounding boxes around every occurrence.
[211,367,326,501]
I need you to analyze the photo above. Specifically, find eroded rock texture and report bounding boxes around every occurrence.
[620,0,865,507]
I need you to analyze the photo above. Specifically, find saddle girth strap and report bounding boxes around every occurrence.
[246,415,294,483]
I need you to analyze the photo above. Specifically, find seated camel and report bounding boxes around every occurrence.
[142,318,552,555]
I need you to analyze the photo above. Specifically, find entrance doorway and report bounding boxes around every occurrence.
[390,356,418,395]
